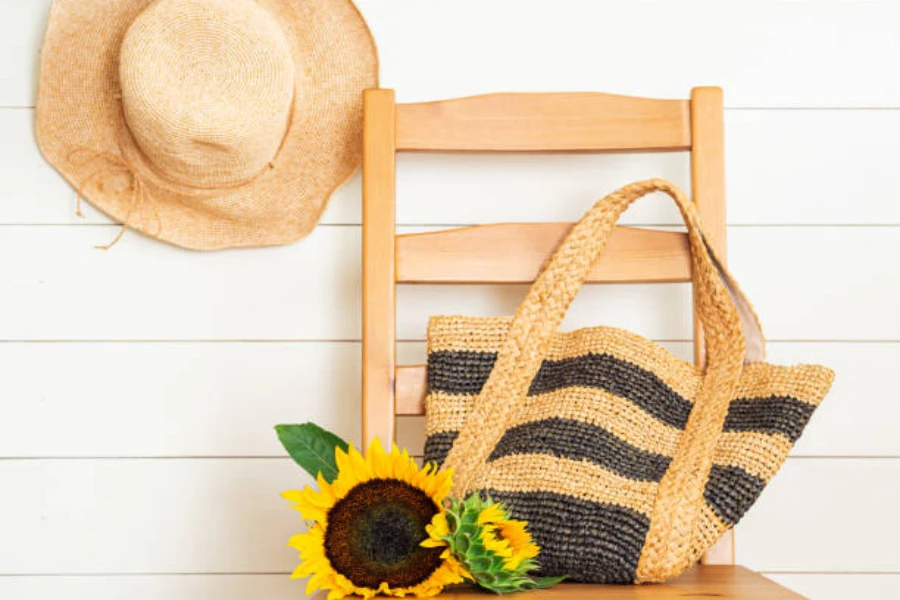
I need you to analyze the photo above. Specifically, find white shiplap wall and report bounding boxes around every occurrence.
[2,1,899,599]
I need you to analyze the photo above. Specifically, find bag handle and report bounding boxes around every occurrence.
[443,180,762,570]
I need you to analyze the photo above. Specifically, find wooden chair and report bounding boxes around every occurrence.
[361,88,800,599]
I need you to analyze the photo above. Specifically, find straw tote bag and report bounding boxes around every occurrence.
[423,179,834,584]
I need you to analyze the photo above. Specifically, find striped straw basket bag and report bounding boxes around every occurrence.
[423,179,835,584]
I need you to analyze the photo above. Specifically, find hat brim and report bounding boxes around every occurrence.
[36,0,378,250]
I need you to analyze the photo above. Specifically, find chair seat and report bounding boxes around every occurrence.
[438,566,799,599]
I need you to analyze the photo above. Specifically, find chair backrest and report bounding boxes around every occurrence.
[361,87,732,563]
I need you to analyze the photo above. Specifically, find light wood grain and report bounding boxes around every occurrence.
[9,572,899,600]
[395,364,427,415]
[310,566,799,599]
[438,567,798,599]
[690,87,727,260]
[396,93,691,152]
[362,89,398,448]
[766,573,900,600]
[689,86,732,564]
[690,86,725,370]
[396,224,691,284]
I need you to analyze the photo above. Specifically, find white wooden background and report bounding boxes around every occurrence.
[2,1,899,598]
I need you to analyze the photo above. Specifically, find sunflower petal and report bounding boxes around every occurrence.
[347,443,370,481]
[367,438,390,478]
[334,445,353,477]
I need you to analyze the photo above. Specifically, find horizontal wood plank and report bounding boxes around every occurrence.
[765,343,900,458]
[9,109,900,227]
[1,340,893,460]
[395,364,427,416]
[0,225,362,341]
[8,1,900,108]
[0,576,298,600]
[396,93,691,152]
[0,226,897,342]
[0,459,301,574]
[0,458,894,574]
[0,342,361,458]
[736,459,900,572]
[396,224,691,283]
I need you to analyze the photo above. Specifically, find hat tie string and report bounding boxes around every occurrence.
[66,147,163,250]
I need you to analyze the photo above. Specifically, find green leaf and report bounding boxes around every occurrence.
[526,575,567,590]
[275,423,350,483]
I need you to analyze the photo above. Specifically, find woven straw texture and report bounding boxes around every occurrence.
[423,179,834,583]
[36,0,377,250]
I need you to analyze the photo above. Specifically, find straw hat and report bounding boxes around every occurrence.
[36,0,378,250]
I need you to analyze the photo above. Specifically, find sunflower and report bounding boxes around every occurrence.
[424,494,559,594]
[283,441,467,599]
[477,504,540,570]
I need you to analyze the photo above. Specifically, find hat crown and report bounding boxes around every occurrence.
[119,0,295,189]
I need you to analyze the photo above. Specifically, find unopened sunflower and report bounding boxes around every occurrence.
[282,440,467,599]
[424,493,563,594]
[477,503,540,570]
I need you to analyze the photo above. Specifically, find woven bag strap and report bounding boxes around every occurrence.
[443,180,762,565]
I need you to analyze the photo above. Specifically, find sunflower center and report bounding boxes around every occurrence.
[324,478,444,589]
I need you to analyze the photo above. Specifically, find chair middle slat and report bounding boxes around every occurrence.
[396,224,691,284]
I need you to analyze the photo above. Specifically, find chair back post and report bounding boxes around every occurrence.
[361,88,398,449]
[690,87,733,565]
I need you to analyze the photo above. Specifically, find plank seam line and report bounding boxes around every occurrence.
[1,570,898,578]
[4,223,900,228]
[1,456,897,461]
[1,339,900,344]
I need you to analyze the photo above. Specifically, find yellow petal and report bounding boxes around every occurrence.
[311,472,339,507]
[281,489,303,503]
[334,445,353,477]
[305,568,334,596]
[367,438,390,479]
[327,589,350,600]
[477,504,506,525]
[348,443,370,481]
[430,469,454,503]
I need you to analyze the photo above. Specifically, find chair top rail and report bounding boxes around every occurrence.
[395,92,692,152]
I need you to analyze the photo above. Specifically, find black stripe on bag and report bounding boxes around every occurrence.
[428,350,693,429]
[703,464,767,525]
[487,489,649,583]
[423,430,458,467]
[427,350,497,396]
[487,418,671,482]
[723,396,817,442]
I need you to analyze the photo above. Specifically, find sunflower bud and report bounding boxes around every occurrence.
[424,493,565,594]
